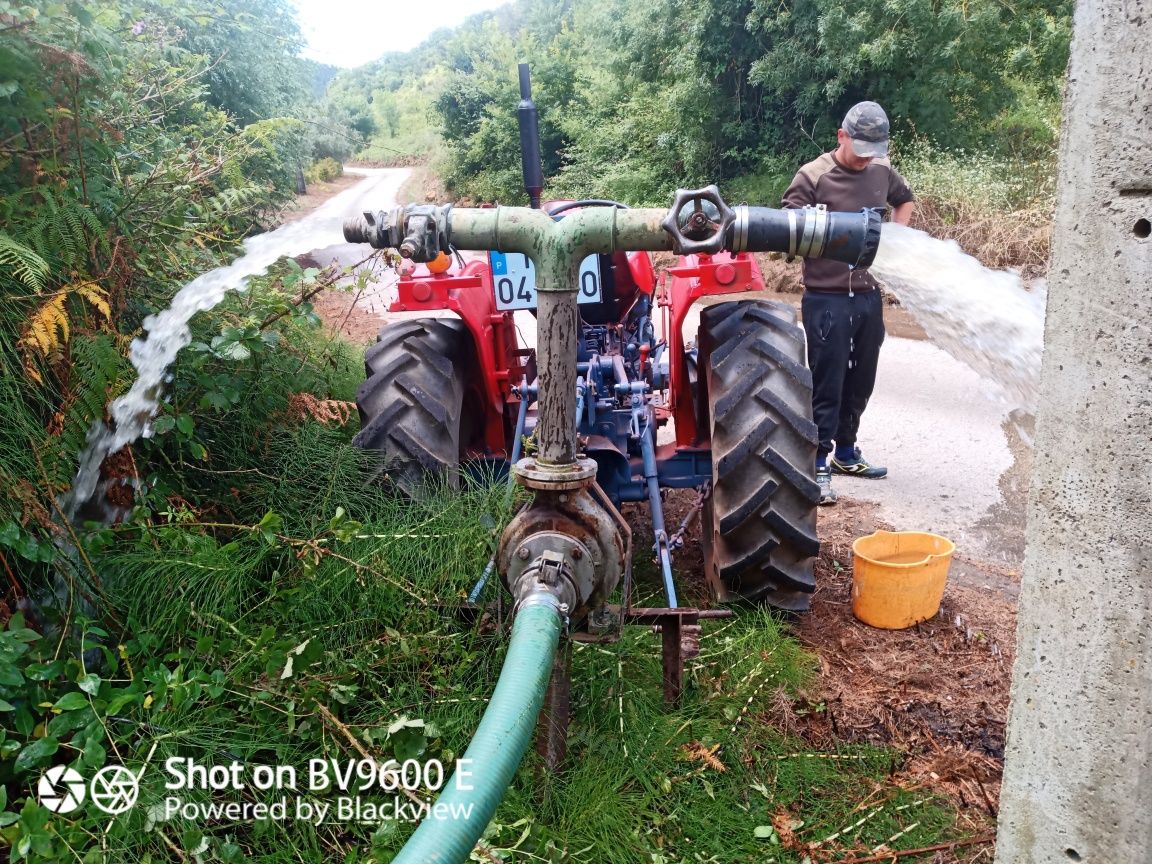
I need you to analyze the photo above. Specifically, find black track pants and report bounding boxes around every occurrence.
[801,289,885,458]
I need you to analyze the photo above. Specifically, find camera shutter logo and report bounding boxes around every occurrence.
[37,766,87,814]
[89,765,140,815]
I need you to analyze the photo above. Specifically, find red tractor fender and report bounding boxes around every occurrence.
[390,260,526,457]
[660,251,768,447]
[625,250,657,299]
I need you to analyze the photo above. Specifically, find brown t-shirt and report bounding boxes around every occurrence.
[781,152,914,293]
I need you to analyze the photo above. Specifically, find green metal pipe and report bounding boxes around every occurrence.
[392,593,564,864]
[448,207,671,466]
[447,207,673,280]
[534,290,581,464]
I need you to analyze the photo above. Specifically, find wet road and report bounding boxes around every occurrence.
[837,336,1026,571]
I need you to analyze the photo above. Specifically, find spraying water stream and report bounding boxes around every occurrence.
[870,223,1047,415]
[63,194,1046,522]
[61,169,402,521]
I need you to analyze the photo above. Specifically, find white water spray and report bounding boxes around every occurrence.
[869,223,1046,414]
[61,170,398,520]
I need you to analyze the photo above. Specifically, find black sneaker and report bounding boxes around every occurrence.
[816,466,837,505]
[830,448,888,479]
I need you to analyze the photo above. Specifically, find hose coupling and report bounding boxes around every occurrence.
[517,589,568,619]
[342,204,453,262]
[513,551,578,616]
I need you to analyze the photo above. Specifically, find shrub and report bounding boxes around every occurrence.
[894,140,1055,275]
[719,155,801,207]
[304,157,343,184]
[236,117,310,197]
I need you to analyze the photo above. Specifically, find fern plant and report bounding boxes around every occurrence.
[0,233,50,292]
[21,187,110,272]
[17,281,112,384]
[44,333,127,490]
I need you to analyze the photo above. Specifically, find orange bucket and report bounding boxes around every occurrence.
[850,530,955,629]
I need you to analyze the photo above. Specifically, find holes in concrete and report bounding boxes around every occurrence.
[1065,849,1082,861]
[1136,218,1151,239]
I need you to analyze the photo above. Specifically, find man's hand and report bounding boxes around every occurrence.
[892,201,914,225]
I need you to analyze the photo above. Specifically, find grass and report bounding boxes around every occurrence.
[2,262,976,862]
[492,612,962,862]
[60,452,967,862]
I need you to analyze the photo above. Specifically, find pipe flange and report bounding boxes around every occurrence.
[854,207,883,269]
[731,205,750,253]
[514,457,598,491]
[506,535,594,612]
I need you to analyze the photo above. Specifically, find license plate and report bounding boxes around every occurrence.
[489,252,603,311]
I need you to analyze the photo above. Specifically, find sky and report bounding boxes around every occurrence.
[291,0,509,69]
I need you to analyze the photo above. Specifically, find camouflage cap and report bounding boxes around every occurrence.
[842,101,890,159]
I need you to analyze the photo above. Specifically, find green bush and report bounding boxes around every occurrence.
[720,155,802,207]
[894,139,1055,215]
[304,157,343,184]
[236,117,310,197]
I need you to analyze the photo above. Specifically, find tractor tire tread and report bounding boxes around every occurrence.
[353,318,472,496]
[701,300,820,609]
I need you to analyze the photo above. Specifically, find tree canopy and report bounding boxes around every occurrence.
[331,0,1072,203]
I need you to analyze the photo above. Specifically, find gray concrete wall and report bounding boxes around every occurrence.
[994,1,1152,862]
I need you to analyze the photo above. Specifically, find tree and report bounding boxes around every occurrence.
[745,0,1073,151]
[177,0,311,126]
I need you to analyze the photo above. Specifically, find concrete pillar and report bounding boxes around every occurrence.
[994,2,1152,862]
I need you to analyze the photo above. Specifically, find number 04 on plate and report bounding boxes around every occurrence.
[489,252,603,311]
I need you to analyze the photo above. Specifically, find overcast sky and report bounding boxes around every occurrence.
[291,0,509,68]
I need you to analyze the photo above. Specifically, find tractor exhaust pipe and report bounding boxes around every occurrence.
[517,63,544,210]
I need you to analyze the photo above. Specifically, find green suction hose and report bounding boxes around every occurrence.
[393,592,565,863]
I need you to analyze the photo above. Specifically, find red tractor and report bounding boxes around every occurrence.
[345,66,879,618]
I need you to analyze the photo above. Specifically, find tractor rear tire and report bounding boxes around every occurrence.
[353,318,472,496]
[699,300,821,611]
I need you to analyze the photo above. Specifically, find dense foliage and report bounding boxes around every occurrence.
[0,3,365,854]
[332,0,1071,206]
[0,0,356,528]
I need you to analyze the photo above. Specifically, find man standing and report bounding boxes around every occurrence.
[782,101,914,505]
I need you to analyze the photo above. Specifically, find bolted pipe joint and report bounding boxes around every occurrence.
[498,458,628,620]
[343,204,453,262]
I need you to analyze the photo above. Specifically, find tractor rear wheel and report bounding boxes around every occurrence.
[353,318,473,496]
[698,300,821,611]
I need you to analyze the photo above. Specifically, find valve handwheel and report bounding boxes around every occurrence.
[661,185,736,255]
